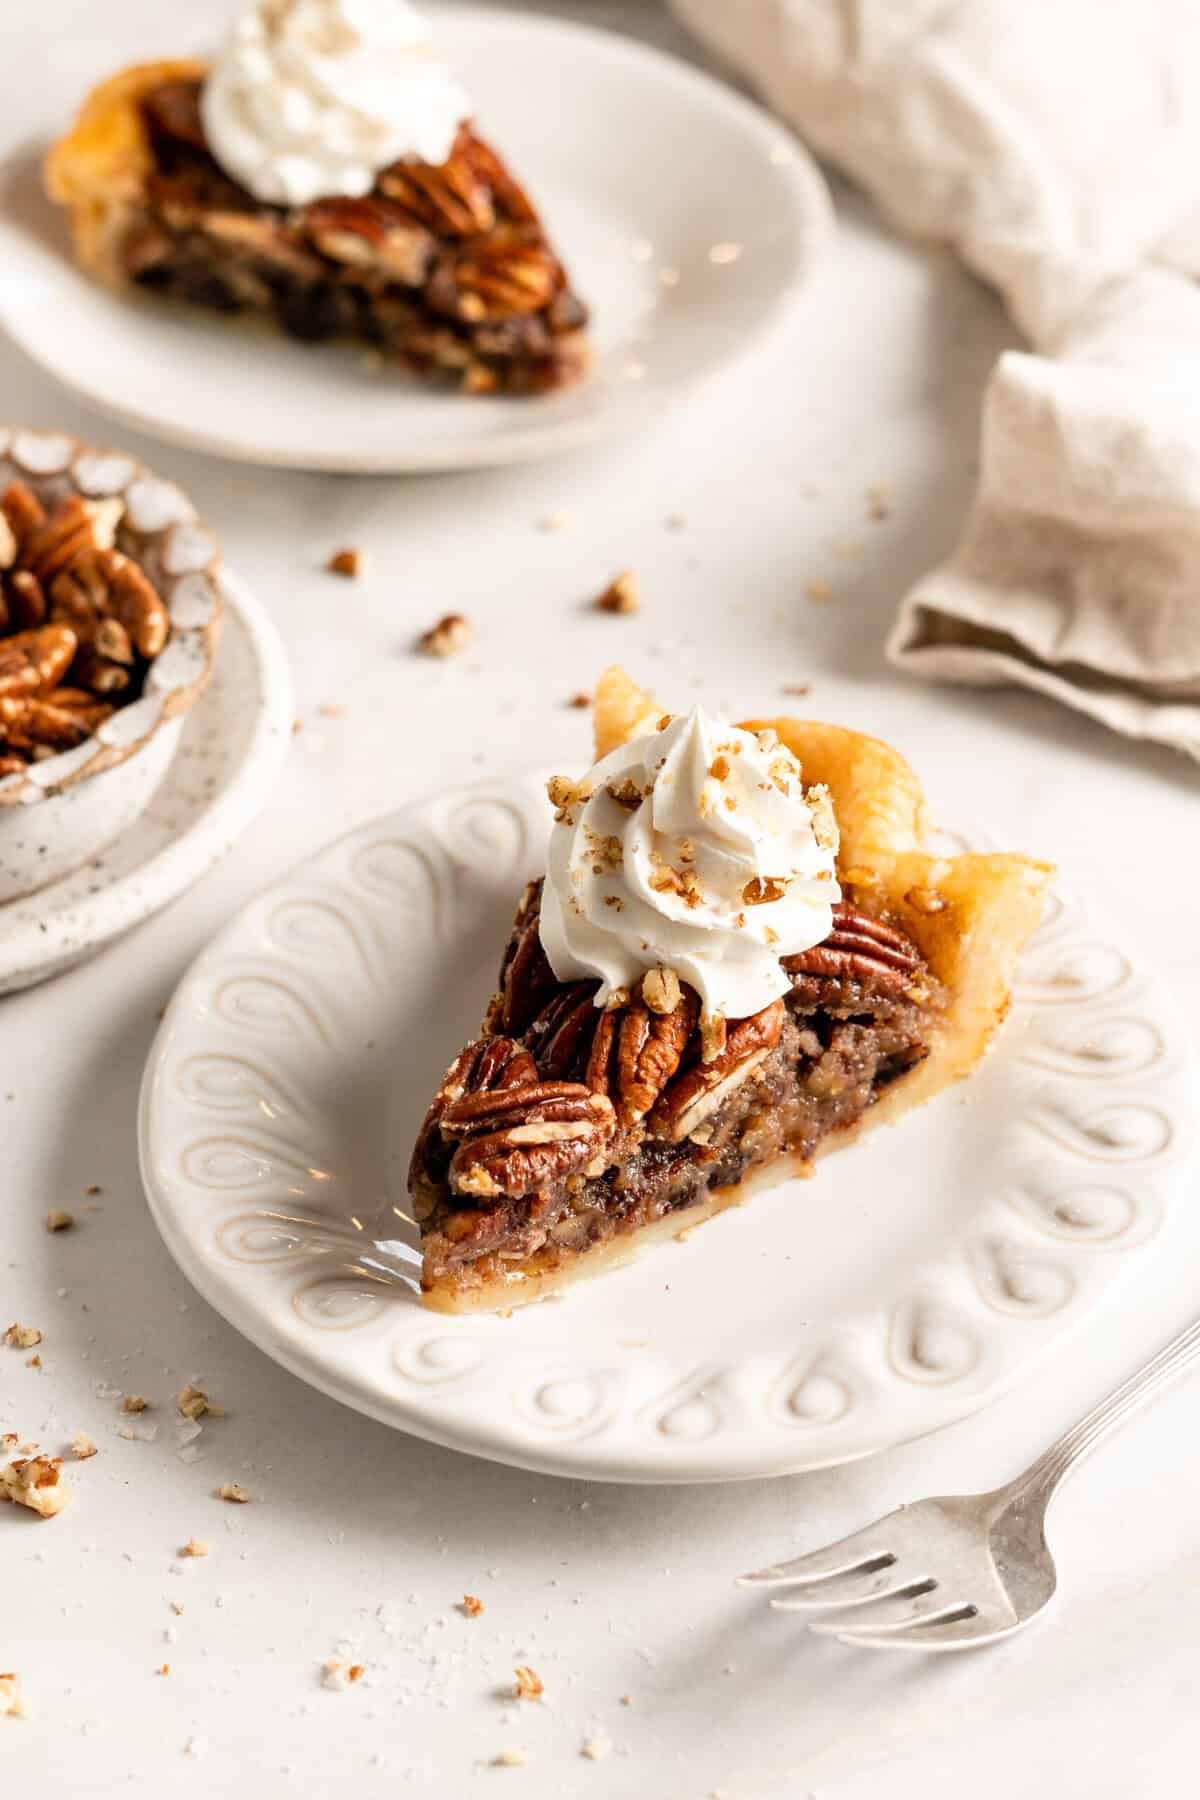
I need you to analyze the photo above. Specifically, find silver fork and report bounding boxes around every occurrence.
[739,1314,1200,1650]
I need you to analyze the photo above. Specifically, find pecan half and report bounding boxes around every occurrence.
[445,1084,615,1200]
[0,624,77,699]
[487,880,560,1037]
[783,902,923,997]
[650,1000,784,1144]
[587,988,700,1126]
[528,982,600,1079]
[377,141,496,237]
[107,555,170,659]
[0,694,111,751]
[407,1036,537,1215]
[302,196,433,285]
[427,240,561,323]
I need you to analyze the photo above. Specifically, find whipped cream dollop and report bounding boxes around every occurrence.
[201,0,471,208]
[540,708,842,1022]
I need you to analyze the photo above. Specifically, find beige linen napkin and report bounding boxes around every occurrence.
[670,0,1200,759]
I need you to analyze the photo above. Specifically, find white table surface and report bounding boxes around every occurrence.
[5,3,1200,1795]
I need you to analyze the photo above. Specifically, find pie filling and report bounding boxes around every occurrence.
[409,881,940,1305]
[115,80,588,395]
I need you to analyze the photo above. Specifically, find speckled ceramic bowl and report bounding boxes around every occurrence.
[0,430,223,903]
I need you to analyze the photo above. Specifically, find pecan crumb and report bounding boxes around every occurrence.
[327,547,362,578]
[177,1384,224,1420]
[805,578,833,604]
[3,1324,41,1350]
[782,682,811,697]
[120,1395,150,1415]
[460,1594,485,1618]
[1,1453,69,1518]
[513,1665,544,1702]
[180,1538,209,1558]
[157,1663,171,1677]
[642,967,682,1015]
[0,1674,26,1719]
[595,571,640,615]
[84,1184,102,1196]
[567,692,590,709]
[417,613,471,657]
[347,1664,365,1683]
[492,1748,528,1768]
[217,1482,251,1504]
[45,1210,74,1233]
[71,1432,98,1460]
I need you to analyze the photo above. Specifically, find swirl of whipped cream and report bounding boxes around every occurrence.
[539,707,841,1022]
[201,0,471,208]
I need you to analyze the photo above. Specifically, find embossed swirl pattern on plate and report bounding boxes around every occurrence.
[140,790,1196,1480]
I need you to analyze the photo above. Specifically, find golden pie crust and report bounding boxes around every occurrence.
[45,61,208,286]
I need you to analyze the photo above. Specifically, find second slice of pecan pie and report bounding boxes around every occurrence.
[408,668,1053,1313]
[45,60,588,396]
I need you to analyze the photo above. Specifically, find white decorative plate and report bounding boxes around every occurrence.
[0,572,292,995]
[0,8,829,473]
[138,775,1196,1483]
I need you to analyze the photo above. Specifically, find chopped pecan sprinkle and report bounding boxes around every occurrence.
[514,1666,544,1701]
[641,967,682,1015]
[567,692,590,708]
[417,613,471,657]
[460,1594,485,1618]
[45,1210,74,1232]
[71,1432,98,1460]
[742,876,788,906]
[606,777,643,811]
[3,1323,41,1350]
[546,774,591,826]
[327,547,362,578]
[595,571,640,615]
[120,1395,150,1414]
[217,1482,251,1504]
[180,1538,209,1558]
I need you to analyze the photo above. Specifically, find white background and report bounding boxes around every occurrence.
[4,3,1199,1795]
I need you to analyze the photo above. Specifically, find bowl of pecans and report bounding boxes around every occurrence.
[0,429,223,902]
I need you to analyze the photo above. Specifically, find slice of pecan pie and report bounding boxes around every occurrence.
[409,668,1053,1313]
[45,60,588,396]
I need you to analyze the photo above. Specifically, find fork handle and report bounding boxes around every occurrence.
[1013,1315,1200,1507]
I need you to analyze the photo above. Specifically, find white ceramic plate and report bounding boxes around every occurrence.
[138,774,1196,1483]
[0,8,829,473]
[0,572,292,995]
